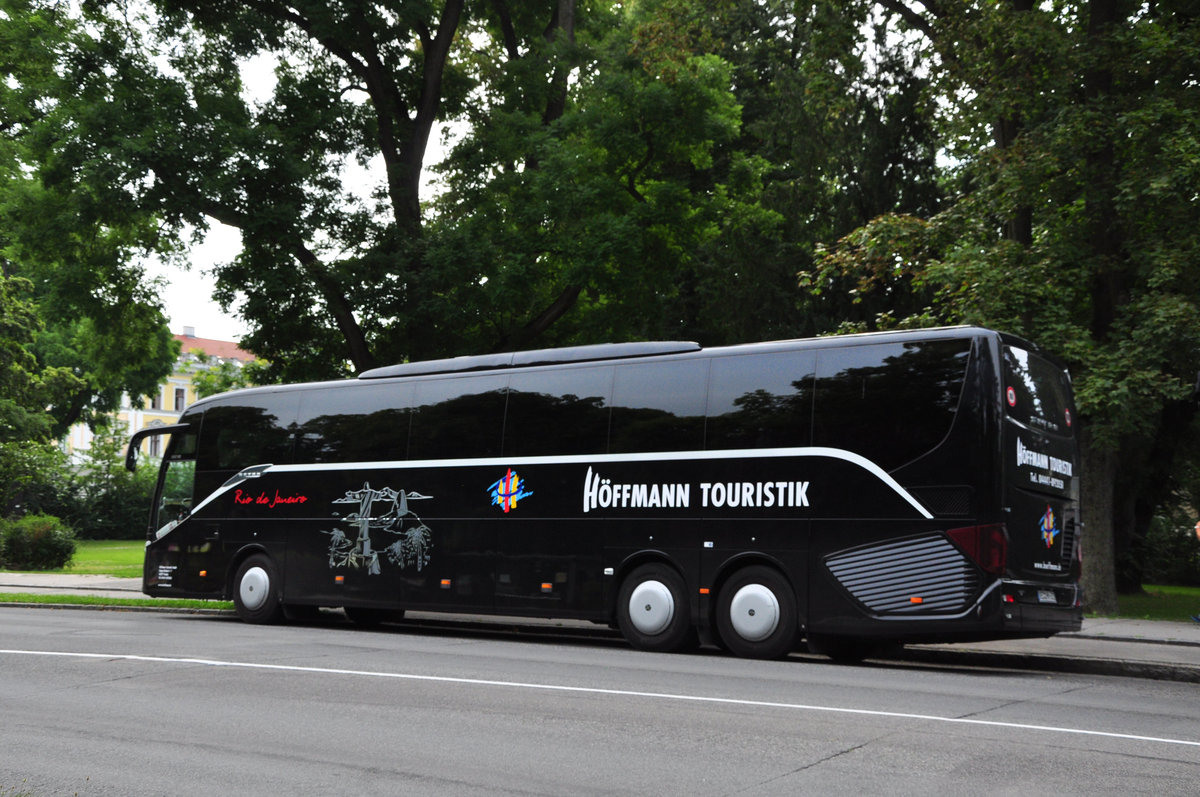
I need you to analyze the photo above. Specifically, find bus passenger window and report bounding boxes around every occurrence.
[609,360,708,453]
[295,383,414,464]
[197,396,299,472]
[813,340,971,471]
[409,375,509,460]
[706,351,815,449]
[505,366,612,456]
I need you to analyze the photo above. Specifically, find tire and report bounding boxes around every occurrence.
[233,554,284,624]
[715,565,798,659]
[616,563,696,653]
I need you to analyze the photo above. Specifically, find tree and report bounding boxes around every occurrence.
[1,0,179,436]
[812,1,1200,610]
[13,0,943,383]
[188,351,269,398]
[429,0,945,349]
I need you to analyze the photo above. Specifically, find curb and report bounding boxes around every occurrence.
[897,645,1200,684]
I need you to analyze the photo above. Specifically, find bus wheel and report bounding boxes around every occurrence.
[616,564,695,653]
[715,566,798,659]
[233,554,284,624]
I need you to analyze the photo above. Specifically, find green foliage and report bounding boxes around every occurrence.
[0,427,157,541]
[0,513,76,570]
[1,0,179,434]
[70,425,158,540]
[187,351,267,399]
[0,439,73,518]
[1141,515,1200,588]
[0,274,86,442]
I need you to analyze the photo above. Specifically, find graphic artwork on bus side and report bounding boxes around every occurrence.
[487,468,533,513]
[322,482,434,575]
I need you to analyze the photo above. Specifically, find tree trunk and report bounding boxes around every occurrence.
[1079,428,1119,613]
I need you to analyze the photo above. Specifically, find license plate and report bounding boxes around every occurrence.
[1037,590,1057,604]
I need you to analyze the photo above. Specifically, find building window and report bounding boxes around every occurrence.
[149,393,162,411]
[149,435,162,457]
[174,387,186,412]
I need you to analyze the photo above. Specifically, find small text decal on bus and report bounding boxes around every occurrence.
[1017,437,1073,477]
[234,489,309,509]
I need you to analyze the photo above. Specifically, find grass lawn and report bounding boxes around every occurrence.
[1115,584,1200,623]
[60,539,145,578]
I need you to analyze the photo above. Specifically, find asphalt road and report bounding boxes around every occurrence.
[2,608,1198,797]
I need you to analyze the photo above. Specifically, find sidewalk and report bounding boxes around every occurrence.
[2,573,1198,681]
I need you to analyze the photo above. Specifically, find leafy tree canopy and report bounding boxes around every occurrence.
[1,0,179,437]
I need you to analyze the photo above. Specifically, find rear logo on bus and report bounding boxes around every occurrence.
[1040,505,1059,549]
[322,482,434,574]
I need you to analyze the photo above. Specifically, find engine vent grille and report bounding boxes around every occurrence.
[1060,517,1079,563]
[825,534,980,615]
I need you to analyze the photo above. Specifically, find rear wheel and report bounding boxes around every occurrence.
[715,565,798,659]
[233,554,284,624]
[616,563,696,653]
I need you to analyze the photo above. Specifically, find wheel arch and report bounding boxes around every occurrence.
[224,543,274,601]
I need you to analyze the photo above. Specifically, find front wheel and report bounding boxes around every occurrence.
[233,554,284,624]
[616,563,696,653]
[715,565,798,659]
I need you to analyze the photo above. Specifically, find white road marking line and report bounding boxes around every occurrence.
[3,648,1197,749]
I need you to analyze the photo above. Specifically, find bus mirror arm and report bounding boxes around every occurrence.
[125,424,192,472]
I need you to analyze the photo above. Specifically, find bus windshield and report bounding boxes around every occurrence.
[1003,346,1073,435]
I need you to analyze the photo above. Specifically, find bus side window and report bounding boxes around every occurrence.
[196,395,300,472]
[706,351,815,450]
[813,340,971,471]
[505,366,612,456]
[294,383,415,464]
[409,375,509,460]
[609,360,708,453]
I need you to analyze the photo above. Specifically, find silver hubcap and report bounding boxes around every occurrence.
[628,580,675,635]
[728,584,780,642]
[239,566,270,611]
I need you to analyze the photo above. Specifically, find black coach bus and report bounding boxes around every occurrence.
[128,326,1082,660]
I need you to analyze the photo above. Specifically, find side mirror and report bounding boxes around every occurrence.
[125,423,192,471]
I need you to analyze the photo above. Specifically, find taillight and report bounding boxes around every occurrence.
[947,524,1007,576]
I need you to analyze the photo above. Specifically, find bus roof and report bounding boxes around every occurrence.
[183,325,1026,412]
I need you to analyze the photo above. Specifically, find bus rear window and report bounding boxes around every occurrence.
[1003,346,1073,435]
